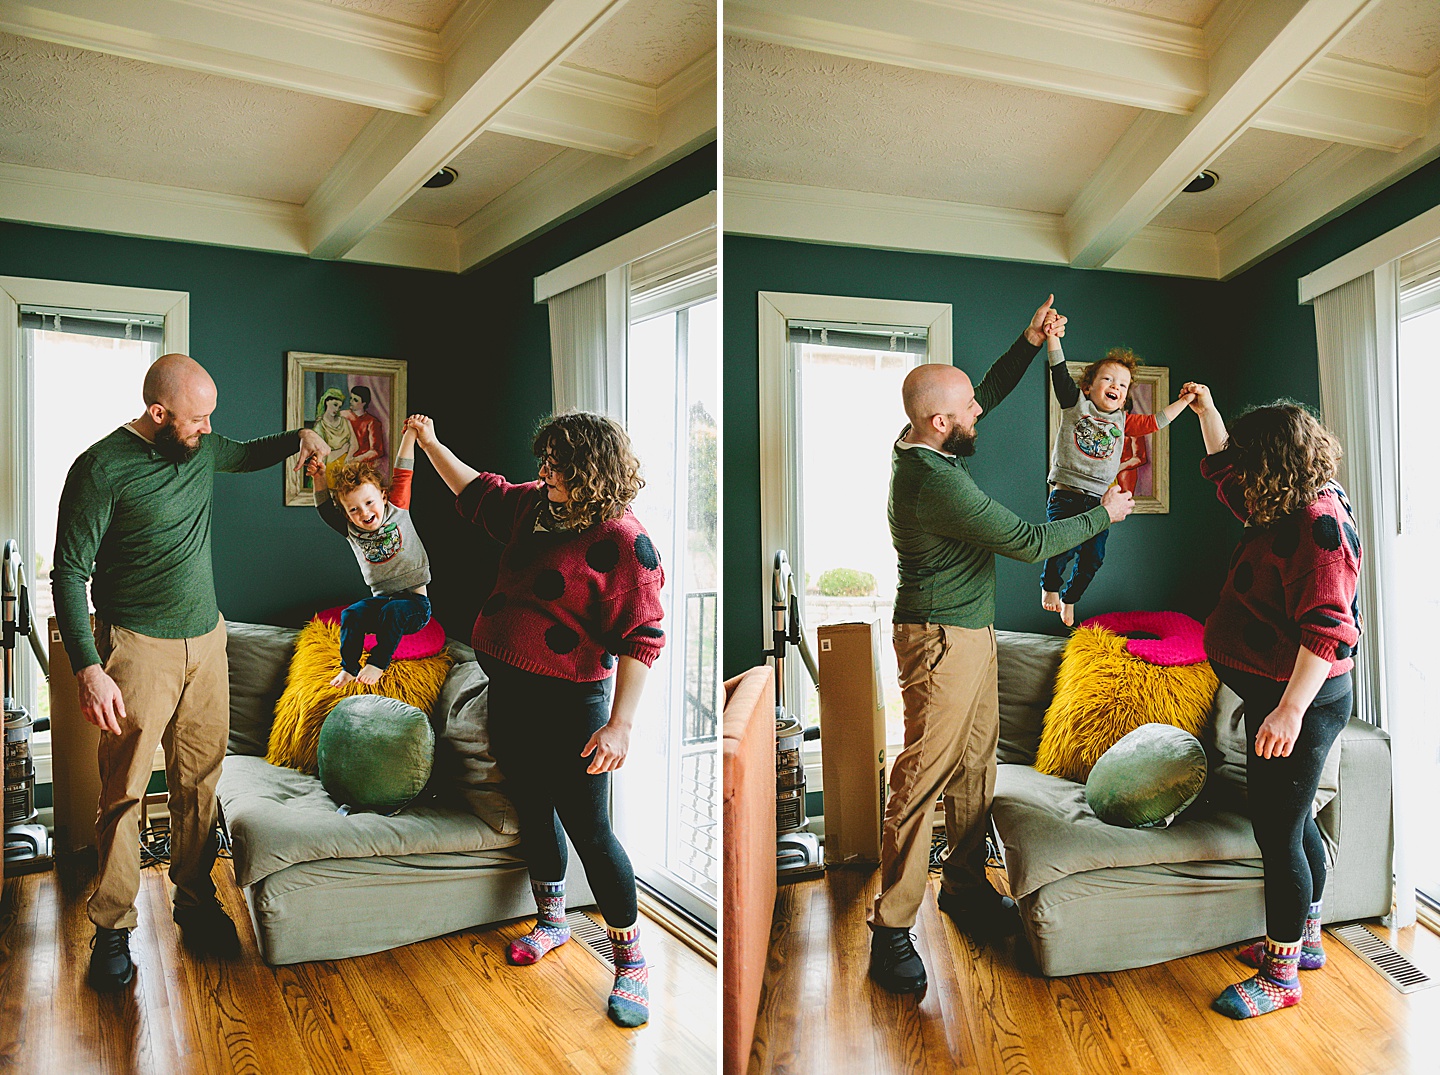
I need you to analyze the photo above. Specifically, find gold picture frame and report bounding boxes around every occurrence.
[284,351,408,507]
[1046,361,1170,515]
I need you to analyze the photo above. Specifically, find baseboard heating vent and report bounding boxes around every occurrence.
[566,912,614,967]
[1330,924,1436,994]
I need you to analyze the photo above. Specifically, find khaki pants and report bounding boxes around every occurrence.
[87,614,229,931]
[871,623,998,930]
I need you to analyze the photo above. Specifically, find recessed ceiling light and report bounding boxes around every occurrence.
[1184,170,1218,193]
[424,167,458,189]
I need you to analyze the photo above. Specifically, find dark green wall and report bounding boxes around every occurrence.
[1225,154,1440,409]
[1,141,715,642]
[722,237,1231,676]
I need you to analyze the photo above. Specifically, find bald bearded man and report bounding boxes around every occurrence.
[869,299,1135,995]
[52,354,329,991]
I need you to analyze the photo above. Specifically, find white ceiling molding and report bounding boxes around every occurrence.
[0,160,459,272]
[725,0,1208,115]
[0,0,445,115]
[304,0,626,261]
[1063,0,1384,270]
[1297,201,1440,304]
[534,191,714,300]
[491,66,658,158]
[1256,56,1427,152]
[456,48,716,271]
[724,177,1220,280]
[1218,99,1440,279]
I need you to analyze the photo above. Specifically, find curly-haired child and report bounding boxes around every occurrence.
[1042,333,1195,624]
[309,421,431,686]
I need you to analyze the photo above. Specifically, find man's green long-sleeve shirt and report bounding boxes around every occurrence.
[52,426,301,670]
[890,334,1111,628]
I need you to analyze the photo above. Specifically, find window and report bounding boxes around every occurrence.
[0,278,187,780]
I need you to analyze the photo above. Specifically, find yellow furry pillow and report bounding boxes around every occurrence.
[266,618,452,775]
[1035,626,1218,782]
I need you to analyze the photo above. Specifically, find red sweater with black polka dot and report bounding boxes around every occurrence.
[1200,449,1361,682]
[457,473,666,682]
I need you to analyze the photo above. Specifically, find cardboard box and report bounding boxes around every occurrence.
[48,616,101,854]
[817,621,887,865]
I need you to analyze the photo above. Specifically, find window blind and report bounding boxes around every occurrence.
[21,305,165,344]
[787,320,928,355]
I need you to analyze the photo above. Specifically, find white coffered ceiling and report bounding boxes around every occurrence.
[724,0,1440,280]
[0,0,717,273]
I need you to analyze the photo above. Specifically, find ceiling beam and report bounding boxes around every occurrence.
[1217,97,1440,279]
[725,0,1208,114]
[1257,57,1427,152]
[1065,0,1383,270]
[0,0,443,115]
[491,66,658,158]
[457,49,715,271]
[304,0,625,261]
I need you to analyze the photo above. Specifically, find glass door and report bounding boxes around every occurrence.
[615,294,719,928]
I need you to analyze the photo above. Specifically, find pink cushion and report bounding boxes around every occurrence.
[1080,610,1207,666]
[314,605,446,660]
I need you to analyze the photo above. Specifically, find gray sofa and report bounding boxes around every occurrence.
[218,621,594,966]
[990,630,1393,977]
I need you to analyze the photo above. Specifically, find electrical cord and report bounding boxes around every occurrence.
[138,821,233,869]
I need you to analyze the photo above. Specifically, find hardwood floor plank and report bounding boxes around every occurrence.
[0,854,715,1075]
[747,869,1440,1075]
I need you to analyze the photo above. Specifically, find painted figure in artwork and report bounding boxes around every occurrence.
[314,386,358,488]
[346,386,386,469]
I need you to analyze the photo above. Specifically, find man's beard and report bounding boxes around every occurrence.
[942,425,977,457]
[154,421,199,463]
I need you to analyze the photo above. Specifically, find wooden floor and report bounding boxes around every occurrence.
[748,866,1440,1075]
[0,855,716,1075]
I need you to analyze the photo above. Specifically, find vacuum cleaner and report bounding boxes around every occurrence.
[765,550,824,880]
[4,538,54,875]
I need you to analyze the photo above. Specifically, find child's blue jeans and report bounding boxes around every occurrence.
[1040,487,1108,605]
[339,591,432,674]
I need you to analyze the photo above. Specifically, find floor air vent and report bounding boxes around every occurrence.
[566,911,614,967]
[1330,924,1436,994]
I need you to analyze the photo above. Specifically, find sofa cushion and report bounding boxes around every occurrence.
[227,622,300,757]
[996,631,1068,766]
[432,660,518,834]
[1034,626,1218,781]
[218,754,516,888]
[992,762,1260,899]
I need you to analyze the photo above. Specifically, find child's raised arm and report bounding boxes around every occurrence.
[405,415,482,495]
[1158,387,1198,427]
[395,423,418,469]
[1046,335,1081,409]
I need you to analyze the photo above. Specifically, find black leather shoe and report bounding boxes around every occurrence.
[869,925,928,994]
[88,926,136,992]
[174,900,242,958]
[937,884,1021,940]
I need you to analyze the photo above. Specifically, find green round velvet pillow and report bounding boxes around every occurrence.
[1084,723,1207,829]
[318,695,435,815]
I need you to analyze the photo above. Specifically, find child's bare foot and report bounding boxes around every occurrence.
[330,669,355,687]
[356,664,384,685]
[1061,604,1075,627]
[1042,590,1064,615]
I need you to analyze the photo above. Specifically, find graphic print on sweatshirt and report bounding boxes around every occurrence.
[356,521,403,564]
[1073,414,1124,460]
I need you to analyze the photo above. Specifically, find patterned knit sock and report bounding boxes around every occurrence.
[507,880,570,965]
[1238,902,1326,970]
[606,923,649,1028]
[1214,938,1303,1020]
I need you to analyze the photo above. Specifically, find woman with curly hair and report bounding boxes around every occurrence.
[408,411,664,1028]
[1186,383,1362,1020]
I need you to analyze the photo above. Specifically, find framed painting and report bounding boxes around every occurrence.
[284,352,408,507]
[1046,361,1171,514]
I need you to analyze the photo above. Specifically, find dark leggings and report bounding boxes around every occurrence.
[339,591,431,673]
[481,657,637,927]
[1223,667,1352,941]
[1040,487,1109,604]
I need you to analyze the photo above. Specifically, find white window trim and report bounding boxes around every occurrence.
[756,292,952,665]
[1,277,188,774]
[1298,201,1440,304]
[532,192,716,303]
